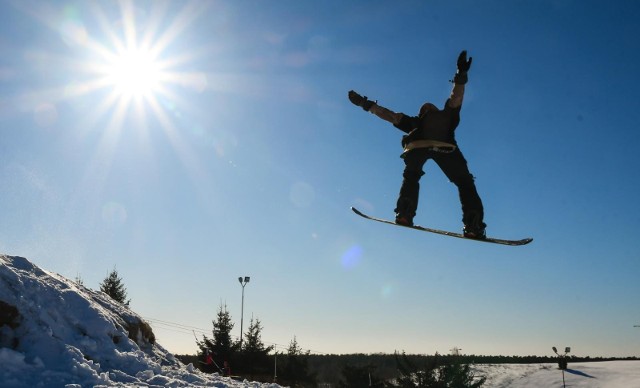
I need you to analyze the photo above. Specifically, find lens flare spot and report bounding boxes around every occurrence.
[59,6,88,47]
[341,245,363,269]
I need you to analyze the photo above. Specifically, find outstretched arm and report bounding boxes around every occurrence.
[447,50,472,109]
[348,90,403,125]
[369,103,403,125]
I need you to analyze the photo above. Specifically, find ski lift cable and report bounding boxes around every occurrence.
[143,316,328,355]
[144,316,209,331]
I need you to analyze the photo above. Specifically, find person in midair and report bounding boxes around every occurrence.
[348,50,486,239]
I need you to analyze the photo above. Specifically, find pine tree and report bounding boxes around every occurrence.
[239,316,273,378]
[243,317,272,354]
[74,273,84,287]
[212,303,237,357]
[439,359,486,388]
[278,336,317,387]
[99,267,130,305]
[393,352,437,387]
[197,303,239,373]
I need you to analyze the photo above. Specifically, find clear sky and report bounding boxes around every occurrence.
[1,0,639,358]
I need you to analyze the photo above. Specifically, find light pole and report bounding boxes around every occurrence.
[238,276,250,348]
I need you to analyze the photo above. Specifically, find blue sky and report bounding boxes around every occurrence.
[1,0,639,358]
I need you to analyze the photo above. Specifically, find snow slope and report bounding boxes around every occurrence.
[0,254,279,387]
[475,361,640,387]
[1,254,639,387]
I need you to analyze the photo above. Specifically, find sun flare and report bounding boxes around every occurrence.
[106,48,163,98]
[59,0,208,118]
[47,0,210,139]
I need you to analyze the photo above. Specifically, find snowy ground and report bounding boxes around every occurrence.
[1,254,638,387]
[475,361,640,387]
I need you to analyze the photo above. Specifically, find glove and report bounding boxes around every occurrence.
[453,50,472,85]
[348,90,375,111]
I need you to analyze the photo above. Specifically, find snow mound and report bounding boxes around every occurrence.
[0,254,280,388]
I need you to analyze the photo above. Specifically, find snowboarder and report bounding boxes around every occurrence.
[348,50,486,239]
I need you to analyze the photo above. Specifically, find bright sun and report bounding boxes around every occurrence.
[107,48,162,98]
[60,1,208,124]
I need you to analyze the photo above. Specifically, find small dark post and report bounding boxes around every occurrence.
[552,346,571,388]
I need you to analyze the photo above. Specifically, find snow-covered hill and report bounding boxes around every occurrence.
[0,254,279,387]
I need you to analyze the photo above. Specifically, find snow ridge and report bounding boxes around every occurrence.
[0,255,279,387]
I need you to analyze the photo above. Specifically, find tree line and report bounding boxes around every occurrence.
[175,304,488,387]
[92,271,638,387]
[306,353,639,387]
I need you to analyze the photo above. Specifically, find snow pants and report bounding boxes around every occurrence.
[395,147,485,227]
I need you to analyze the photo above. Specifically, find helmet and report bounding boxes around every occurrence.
[419,102,438,117]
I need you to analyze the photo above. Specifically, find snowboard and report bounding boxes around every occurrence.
[351,207,532,246]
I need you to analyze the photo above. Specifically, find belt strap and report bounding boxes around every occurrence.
[402,140,457,156]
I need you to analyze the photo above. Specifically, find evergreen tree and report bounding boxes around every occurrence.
[242,316,272,354]
[212,303,237,357]
[438,361,486,388]
[197,303,239,372]
[278,336,317,387]
[99,267,130,305]
[238,316,274,378]
[393,352,437,388]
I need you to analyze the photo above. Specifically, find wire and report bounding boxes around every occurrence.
[143,316,327,354]
[144,317,209,336]
[145,317,209,333]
